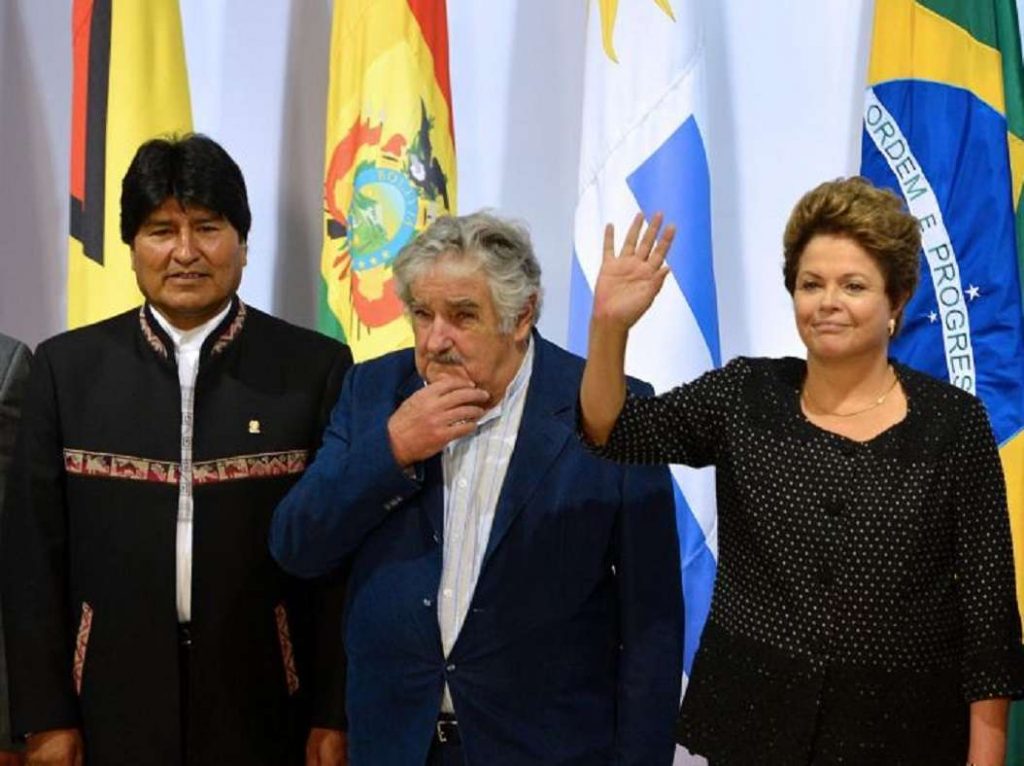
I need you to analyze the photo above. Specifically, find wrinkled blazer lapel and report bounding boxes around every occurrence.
[481,335,573,568]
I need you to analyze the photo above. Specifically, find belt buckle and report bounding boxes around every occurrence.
[436,718,457,744]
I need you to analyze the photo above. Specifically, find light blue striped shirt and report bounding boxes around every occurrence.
[438,337,534,713]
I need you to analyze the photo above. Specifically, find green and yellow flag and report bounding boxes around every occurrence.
[860,1,1024,756]
[319,0,456,361]
[69,0,192,328]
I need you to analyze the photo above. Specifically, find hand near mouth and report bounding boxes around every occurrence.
[427,365,472,384]
[388,376,490,467]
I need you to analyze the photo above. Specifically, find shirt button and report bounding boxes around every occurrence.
[457,478,468,489]
[443,588,453,598]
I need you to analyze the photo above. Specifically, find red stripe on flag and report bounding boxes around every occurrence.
[70,0,93,202]
[407,0,454,139]
[69,0,110,262]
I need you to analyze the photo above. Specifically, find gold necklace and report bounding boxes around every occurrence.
[801,366,899,418]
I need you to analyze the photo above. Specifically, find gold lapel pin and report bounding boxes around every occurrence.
[248,419,261,434]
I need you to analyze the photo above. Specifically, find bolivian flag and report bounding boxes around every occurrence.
[69,0,192,328]
[861,0,1024,752]
[319,0,456,362]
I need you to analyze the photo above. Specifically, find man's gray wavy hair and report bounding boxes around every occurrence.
[393,211,543,334]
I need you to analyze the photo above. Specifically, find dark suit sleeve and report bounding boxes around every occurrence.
[0,340,32,749]
[951,397,1024,700]
[0,341,32,477]
[1,344,80,737]
[612,385,683,765]
[596,358,747,468]
[306,346,352,730]
[270,362,423,578]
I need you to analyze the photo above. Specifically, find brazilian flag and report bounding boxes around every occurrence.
[861,0,1024,758]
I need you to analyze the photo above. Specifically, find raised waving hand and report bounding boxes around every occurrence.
[581,212,675,446]
[591,212,676,331]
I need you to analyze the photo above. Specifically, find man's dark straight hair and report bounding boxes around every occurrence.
[120,133,251,244]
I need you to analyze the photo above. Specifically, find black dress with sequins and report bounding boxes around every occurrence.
[595,356,1024,765]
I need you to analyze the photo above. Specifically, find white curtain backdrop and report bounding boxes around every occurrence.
[0,0,880,361]
[7,2,1024,762]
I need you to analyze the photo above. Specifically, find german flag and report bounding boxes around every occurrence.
[318,0,456,362]
[69,0,192,328]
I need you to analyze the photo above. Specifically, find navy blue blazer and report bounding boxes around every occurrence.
[271,334,681,765]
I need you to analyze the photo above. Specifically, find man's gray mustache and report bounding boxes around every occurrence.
[429,352,464,365]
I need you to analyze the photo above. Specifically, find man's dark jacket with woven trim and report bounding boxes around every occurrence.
[1,299,351,765]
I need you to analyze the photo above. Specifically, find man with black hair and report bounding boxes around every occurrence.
[2,134,351,766]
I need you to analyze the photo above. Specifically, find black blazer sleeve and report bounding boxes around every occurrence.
[0,337,32,748]
[1,343,81,737]
[306,345,353,730]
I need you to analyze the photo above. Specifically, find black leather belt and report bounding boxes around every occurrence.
[434,714,460,745]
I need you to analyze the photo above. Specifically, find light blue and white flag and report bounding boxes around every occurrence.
[568,2,718,762]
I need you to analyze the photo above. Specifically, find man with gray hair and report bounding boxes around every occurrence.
[271,211,682,765]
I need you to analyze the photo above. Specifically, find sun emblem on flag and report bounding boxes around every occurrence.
[597,0,676,62]
[324,102,451,329]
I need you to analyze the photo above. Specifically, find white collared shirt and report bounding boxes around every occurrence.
[150,302,231,623]
[438,337,534,712]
